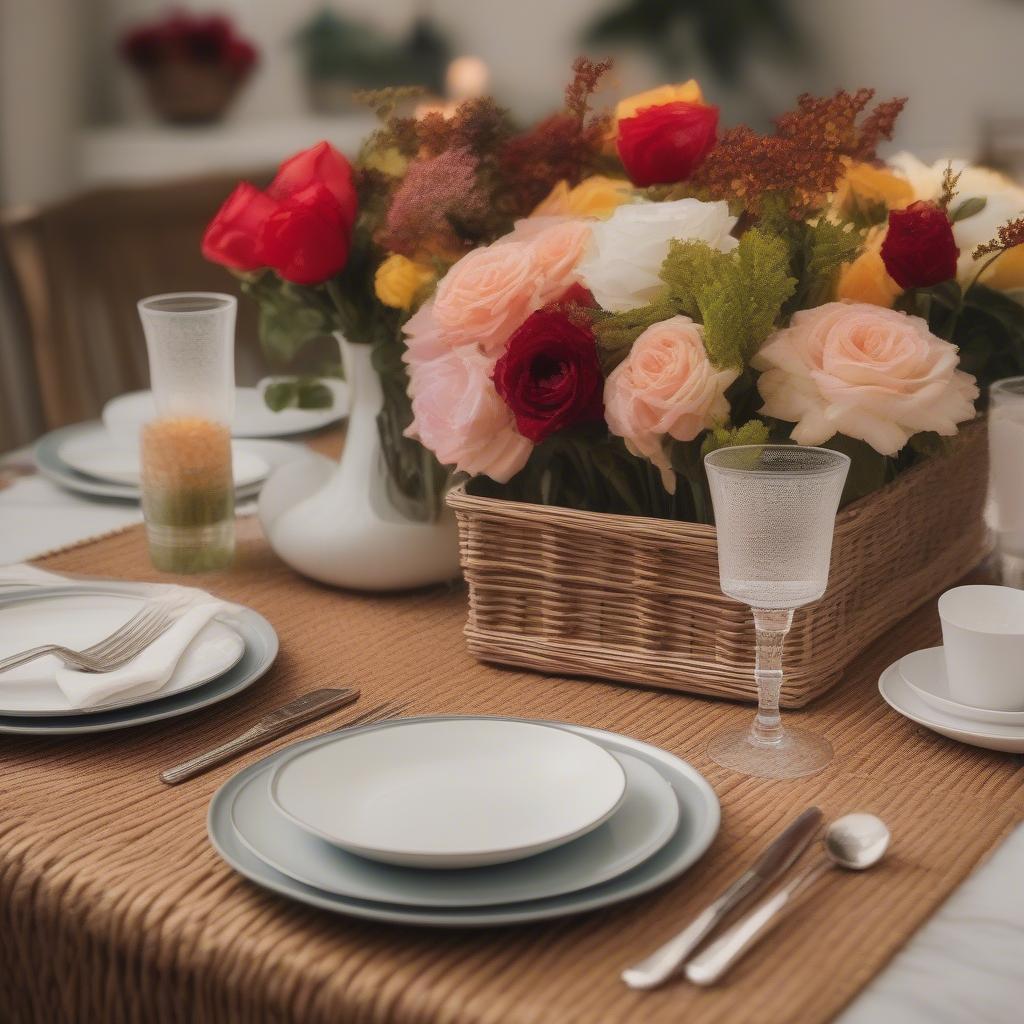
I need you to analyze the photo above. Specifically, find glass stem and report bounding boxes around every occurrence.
[750,608,794,747]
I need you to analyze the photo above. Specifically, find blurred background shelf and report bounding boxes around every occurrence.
[77,116,377,187]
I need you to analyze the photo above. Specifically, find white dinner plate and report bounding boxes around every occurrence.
[59,433,269,489]
[898,647,1024,727]
[35,422,313,503]
[103,382,348,440]
[0,590,244,715]
[0,586,277,734]
[879,661,1024,753]
[209,716,720,927]
[232,751,677,907]
[268,718,628,868]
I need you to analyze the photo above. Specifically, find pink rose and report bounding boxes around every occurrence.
[431,241,540,356]
[404,346,532,482]
[604,315,738,490]
[754,302,978,455]
[526,219,592,305]
[402,300,448,386]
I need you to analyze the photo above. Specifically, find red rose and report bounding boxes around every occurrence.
[268,140,357,231]
[200,182,277,270]
[880,201,959,288]
[493,308,604,443]
[616,101,719,187]
[202,141,358,284]
[261,182,352,286]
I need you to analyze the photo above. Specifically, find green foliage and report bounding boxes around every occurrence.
[660,229,796,368]
[241,274,339,369]
[951,197,987,223]
[797,219,863,308]
[950,284,1024,389]
[822,433,893,505]
[264,378,335,412]
[591,298,678,374]
[700,419,772,458]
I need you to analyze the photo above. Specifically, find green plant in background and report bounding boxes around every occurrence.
[584,0,805,84]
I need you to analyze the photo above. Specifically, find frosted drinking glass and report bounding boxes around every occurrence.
[704,445,849,779]
[988,377,1024,586]
[137,293,236,573]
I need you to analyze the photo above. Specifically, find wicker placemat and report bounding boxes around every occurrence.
[0,523,1020,1024]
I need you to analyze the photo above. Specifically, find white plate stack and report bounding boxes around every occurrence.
[208,715,721,928]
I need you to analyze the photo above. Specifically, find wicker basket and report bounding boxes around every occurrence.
[447,420,990,707]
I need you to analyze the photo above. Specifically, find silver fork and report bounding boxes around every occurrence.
[0,603,177,674]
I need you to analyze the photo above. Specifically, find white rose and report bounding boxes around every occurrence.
[578,198,738,312]
[889,153,1024,282]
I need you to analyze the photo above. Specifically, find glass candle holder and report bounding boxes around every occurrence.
[988,376,1024,586]
[137,293,237,573]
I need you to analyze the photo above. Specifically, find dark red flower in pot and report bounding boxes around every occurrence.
[493,308,604,443]
[880,201,959,288]
[617,101,719,187]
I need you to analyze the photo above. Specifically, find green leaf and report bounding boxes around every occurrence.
[700,419,773,459]
[799,219,863,307]
[296,381,334,409]
[263,381,298,412]
[660,229,796,368]
[951,196,987,223]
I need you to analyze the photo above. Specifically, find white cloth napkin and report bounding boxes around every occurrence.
[0,565,243,710]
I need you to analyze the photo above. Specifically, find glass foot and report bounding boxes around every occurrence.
[707,725,832,779]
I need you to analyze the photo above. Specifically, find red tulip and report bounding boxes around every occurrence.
[268,140,357,230]
[261,182,352,286]
[201,182,276,271]
[617,101,719,187]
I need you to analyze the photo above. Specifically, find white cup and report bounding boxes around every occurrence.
[938,585,1024,711]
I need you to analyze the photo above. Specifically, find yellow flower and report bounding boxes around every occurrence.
[615,80,704,122]
[532,176,635,219]
[374,255,436,311]
[362,146,408,178]
[981,245,1024,290]
[837,227,902,308]
[834,158,913,218]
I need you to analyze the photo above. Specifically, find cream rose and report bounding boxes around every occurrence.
[604,316,738,490]
[431,241,540,355]
[578,199,738,312]
[754,302,978,455]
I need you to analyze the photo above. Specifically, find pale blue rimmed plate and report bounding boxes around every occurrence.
[208,716,720,927]
[0,586,276,734]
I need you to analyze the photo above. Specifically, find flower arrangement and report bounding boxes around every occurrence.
[120,11,258,124]
[399,71,1024,519]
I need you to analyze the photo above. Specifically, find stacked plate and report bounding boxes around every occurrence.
[34,422,312,503]
[209,716,721,927]
[0,584,277,735]
[879,647,1024,753]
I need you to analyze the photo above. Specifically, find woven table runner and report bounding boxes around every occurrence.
[0,521,1020,1024]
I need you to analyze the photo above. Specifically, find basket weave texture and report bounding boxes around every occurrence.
[447,420,990,707]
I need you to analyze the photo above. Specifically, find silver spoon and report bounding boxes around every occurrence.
[685,813,891,986]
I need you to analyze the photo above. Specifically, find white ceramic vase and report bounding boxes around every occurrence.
[258,334,461,590]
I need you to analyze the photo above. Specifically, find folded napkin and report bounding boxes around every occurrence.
[0,565,243,710]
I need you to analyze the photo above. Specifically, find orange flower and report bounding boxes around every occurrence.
[837,227,902,307]
[615,80,705,122]
[834,158,913,218]
[531,175,634,218]
[980,245,1024,290]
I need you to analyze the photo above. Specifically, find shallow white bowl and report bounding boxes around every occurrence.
[268,718,628,868]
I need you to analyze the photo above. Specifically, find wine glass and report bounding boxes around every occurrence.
[703,444,850,779]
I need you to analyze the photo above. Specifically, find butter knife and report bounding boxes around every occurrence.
[160,687,360,785]
[621,806,822,989]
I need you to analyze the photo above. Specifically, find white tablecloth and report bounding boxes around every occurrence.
[1,463,1021,1022]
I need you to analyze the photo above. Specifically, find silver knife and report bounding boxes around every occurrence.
[621,806,823,989]
[160,687,360,785]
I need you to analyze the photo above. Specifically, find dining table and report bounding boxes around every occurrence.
[0,427,1022,1024]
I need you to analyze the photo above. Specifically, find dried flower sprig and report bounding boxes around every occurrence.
[973,215,1024,259]
[938,162,962,212]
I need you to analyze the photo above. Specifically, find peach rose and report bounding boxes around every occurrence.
[754,302,978,455]
[604,316,738,490]
[404,346,532,482]
[431,241,540,355]
[524,219,592,304]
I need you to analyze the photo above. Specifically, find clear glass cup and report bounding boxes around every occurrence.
[988,376,1024,586]
[137,293,236,573]
[703,444,850,779]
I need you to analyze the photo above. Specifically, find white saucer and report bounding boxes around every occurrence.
[879,661,1024,753]
[233,751,677,907]
[0,590,245,715]
[103,383,348,440]
[268,718,628,868]
[898,647,1024,726]
[59,432,268,489]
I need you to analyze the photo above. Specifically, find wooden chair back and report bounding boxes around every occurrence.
[0,173,270,433]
